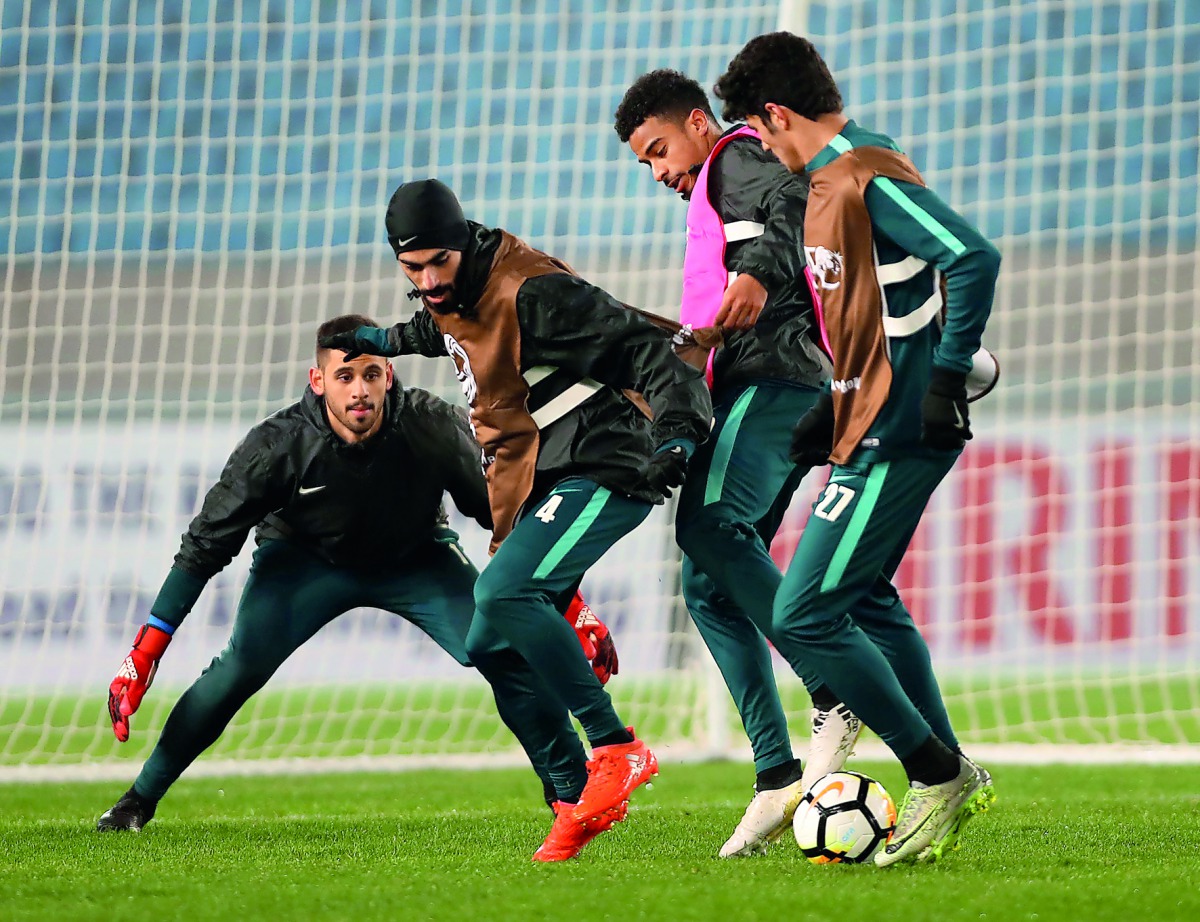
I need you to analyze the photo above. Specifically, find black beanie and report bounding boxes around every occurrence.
[385,179,470,257]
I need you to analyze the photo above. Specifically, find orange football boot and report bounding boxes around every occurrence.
[531,799,629,862]
[571,729,658,827]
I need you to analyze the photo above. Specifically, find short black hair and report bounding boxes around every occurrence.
[316,313,378,363]
[614,69,719,143]
[714,32,842,124]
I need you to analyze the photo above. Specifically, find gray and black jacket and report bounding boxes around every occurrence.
[708,128,832,393]
[392,222,713,507]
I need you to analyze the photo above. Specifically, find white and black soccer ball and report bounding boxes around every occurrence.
[793,770,897,864]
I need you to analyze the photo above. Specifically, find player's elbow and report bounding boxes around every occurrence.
[974,240,1002,284]
[951,241,1002,293]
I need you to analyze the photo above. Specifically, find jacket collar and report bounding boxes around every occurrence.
[445,221,503,316]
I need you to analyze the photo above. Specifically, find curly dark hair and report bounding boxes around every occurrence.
[714,32,842,124]
[613,69,719,143]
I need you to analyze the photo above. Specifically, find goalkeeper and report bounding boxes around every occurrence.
[97,314,618,832]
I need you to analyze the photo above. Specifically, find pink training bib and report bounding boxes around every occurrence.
[680,125,759,388]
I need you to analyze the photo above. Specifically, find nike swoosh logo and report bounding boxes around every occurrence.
[953,405,966,428]
[298,486,326,495]
[397,235,417,246]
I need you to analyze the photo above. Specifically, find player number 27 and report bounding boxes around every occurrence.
[813,483,855,522]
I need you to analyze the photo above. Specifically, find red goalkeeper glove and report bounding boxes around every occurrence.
[565,592,619,685]
[107,623,172,742]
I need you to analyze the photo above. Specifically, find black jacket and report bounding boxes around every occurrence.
[707,130,832,393]
[394,223,713,506]
[171,384,489,587]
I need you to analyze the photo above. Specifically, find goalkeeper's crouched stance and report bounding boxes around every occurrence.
[97,314,619,833]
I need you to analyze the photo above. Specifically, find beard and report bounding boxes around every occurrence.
[407,284,458,315]
[340,402,377,433]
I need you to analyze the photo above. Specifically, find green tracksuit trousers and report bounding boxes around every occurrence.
[135,532,587,803]
[468,477,651,751]
[771,452,962,760]
[675,381,819,773]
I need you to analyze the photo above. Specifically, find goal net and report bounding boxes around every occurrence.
[2,0,1198,779]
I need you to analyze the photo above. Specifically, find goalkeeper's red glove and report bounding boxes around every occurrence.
[565,592,619,685]
[107,623,172,742]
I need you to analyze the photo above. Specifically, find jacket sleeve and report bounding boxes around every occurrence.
[864,177,1001,375]
[388,307,446,358]
[516,274,713,448]
[151,427,291,628]
[714,140,811,298]
[426,396,493,531]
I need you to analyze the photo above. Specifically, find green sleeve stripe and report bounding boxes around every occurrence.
[820,462,890,594]
[704,385,757,506]
[532,487,612,580]
[873,177,967,257]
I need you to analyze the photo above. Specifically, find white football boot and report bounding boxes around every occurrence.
[875,756,996,867]
[718,777,805,858]
[799,703,863,792]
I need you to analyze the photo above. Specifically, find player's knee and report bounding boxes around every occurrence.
[463,625,494,666]
[676,507,749,566]
[205,649,273,697]
[772,586,837,641]
[473,566,526,621]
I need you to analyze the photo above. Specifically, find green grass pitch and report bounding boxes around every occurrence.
[2,762,1199,921]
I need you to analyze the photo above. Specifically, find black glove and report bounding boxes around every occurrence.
[641,442,691,498]
[789,390,835,467]
[317,325,399,362]
[921,366,973,450]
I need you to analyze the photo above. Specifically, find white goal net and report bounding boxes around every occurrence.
[2,0,1198,779]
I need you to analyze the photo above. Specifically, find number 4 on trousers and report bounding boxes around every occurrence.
[535,495,563,524]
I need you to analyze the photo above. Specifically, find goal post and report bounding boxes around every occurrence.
[2,1,1198,780]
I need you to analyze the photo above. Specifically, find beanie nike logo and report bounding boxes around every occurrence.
[397,235,417,246]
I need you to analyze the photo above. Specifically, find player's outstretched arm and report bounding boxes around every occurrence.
[516,274,713,450]
[864,178,1001,449]
[106,431,287,741]
[318,309,444,360]
[864,177,1002,376]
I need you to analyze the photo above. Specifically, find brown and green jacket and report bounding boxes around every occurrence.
[803,120,1001,464]
[386,222,713,546]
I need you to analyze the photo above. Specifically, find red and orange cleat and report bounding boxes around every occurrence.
[571,729,659,828]
[531,799,628,863]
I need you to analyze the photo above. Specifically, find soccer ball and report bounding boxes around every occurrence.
[793,771,897,864]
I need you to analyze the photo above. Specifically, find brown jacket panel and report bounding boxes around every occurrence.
[427,232,567,550]
[805,146,929,464]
